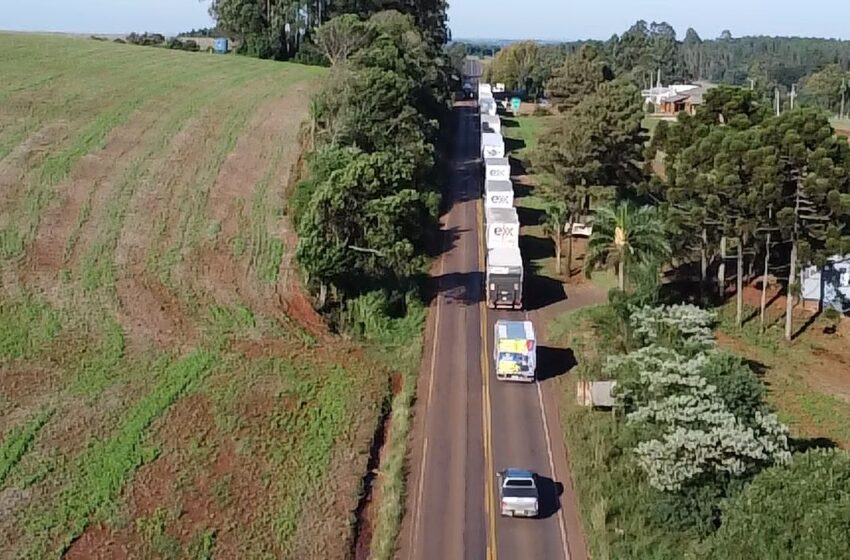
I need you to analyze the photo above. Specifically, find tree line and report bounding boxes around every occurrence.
[512,37,850,341]
[209,0,448,60]
[289,9,450,333]
[472,20,850,111]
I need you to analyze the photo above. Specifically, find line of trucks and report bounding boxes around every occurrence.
[477,82,542,518]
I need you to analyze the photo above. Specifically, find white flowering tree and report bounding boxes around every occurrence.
[629,304,716,356]
[606,305,790,493]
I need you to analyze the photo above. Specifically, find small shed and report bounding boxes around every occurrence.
[801,254,850,315]
[213,38,229,54]
[576,380,617,408]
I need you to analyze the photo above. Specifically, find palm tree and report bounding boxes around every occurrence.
[585,201,671,291]
[541,200,568,276]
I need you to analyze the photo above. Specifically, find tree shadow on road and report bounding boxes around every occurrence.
[426,225,466,259]
[535,475,564,519]
[423,271,484,306]
[536,347,577,381]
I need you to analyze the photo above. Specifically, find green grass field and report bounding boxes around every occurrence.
[500,114,550,161]
[0,33,399,559]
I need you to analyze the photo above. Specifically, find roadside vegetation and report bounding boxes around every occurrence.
[285,8,451,557]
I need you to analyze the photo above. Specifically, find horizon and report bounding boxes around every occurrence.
[1,1,849,42]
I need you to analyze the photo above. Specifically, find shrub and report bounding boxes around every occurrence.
[699,449,850,559]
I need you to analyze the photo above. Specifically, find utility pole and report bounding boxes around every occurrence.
[775,87,781,116]
[749,78,755,91]
[841,77,846,120]
[790,84,797,110]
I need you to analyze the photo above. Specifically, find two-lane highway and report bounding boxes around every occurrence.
[400,85,589,560]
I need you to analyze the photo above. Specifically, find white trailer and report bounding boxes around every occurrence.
[486,207,519,250]
[493,320,536,381]
[479,95,497,116]
[484,179,514,210]
[484,157,511,182]
[487,247,524,310]
[481,132,505,158]
[480,114,501,134]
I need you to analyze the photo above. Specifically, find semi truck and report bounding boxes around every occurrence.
[484,179,514,210]
[484,157,510,182]
[480,114,501,134]
[481,132,505,158]
[485,207,519,249]
[486,246,523,309]
[493,320,536,381]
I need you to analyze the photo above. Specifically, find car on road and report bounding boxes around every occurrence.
[497,468,539,517]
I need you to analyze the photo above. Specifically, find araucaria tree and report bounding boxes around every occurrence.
[533,78,648,278]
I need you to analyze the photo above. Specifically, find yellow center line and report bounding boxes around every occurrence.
[477,192,498,560]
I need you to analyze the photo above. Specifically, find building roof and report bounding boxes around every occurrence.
[662,94,689,103]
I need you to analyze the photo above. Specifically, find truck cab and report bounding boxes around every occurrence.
[498,468,539,518]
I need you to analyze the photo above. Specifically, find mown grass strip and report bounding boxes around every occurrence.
[0,408,53,487]
[23,349,217,558]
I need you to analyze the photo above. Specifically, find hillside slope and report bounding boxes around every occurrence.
[0,33,392,559]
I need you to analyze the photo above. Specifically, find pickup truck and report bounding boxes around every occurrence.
[498,468,539,518]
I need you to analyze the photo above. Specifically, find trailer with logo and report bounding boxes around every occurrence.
[485,207,519,249]
[485,179,514,210]
[481,132,505,158]
[484,157,511,182]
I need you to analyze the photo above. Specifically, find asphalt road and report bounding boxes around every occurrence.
[400,72,590,560]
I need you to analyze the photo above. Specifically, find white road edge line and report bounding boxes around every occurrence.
[536,381,571,560]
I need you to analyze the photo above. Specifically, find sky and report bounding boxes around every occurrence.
[0,0,848,40]
[0,0,215,35]
[449,0,850,41]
